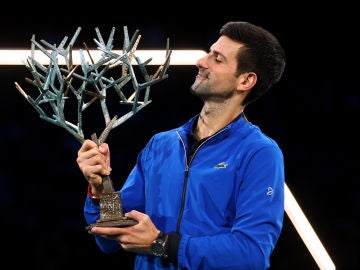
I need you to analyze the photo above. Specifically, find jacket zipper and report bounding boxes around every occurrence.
[175,129,225,233]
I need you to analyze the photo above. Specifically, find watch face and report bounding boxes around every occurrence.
[151,241,165,257]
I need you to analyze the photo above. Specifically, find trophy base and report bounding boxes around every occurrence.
[85,217,138,232]
[85,189,138,232]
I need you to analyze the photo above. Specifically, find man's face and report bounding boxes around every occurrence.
[191,36,242,101]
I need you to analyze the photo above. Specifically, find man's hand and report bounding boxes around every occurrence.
[89,210,160,254]
[76,139,112,195]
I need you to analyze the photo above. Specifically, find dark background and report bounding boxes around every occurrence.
[0,3,358,269]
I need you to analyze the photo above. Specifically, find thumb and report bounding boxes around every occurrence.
[124,210,144,221]
[98,143,109,154]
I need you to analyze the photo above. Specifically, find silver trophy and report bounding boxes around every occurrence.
[14,26,171,230]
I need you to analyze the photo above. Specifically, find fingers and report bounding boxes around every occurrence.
[76,139,111,179]
[90,226,125,240]
[89,226,139,251]
[78,139,98,152]
[99,143,111,168]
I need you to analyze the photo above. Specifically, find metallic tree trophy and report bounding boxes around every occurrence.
[14,26,171,230]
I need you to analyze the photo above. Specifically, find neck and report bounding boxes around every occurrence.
[195,105,244,140]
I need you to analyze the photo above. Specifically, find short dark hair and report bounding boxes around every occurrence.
[220,21,286,106]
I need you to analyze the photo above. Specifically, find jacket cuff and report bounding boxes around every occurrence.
[166,233,181,263]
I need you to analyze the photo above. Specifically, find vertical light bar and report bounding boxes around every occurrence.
[285,183,336,270]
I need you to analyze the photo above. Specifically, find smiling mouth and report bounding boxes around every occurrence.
[197,71,209,79]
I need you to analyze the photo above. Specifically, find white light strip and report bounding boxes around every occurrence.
[0,49,206,65]
[285,183,336,270]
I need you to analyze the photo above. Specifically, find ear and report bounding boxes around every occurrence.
[236,72,257,92]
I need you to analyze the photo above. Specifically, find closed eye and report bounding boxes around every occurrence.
[207,49,225,64]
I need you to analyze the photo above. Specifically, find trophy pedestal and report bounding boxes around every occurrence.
[86,191,137,231]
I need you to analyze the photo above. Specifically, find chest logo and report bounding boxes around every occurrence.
[214,162,228,168]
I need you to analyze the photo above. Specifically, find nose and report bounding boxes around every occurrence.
[196,53,208,69]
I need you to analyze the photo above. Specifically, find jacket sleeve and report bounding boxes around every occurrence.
[177,144,285,269]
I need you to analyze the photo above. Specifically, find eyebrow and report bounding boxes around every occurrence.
[210,47,226,60]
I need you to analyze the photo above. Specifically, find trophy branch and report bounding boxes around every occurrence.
[14,25,171,229]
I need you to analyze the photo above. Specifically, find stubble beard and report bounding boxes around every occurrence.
[190,68,237,99]
[190,79,235,101]
[190,78,207,98]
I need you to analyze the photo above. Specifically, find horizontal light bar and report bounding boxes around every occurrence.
[0,49,206,66]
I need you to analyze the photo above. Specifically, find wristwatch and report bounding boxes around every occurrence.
[151,231,168,258]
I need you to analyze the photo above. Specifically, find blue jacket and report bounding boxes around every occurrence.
[84,113,285,269]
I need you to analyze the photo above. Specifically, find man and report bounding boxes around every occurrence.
[77,21,286,269]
